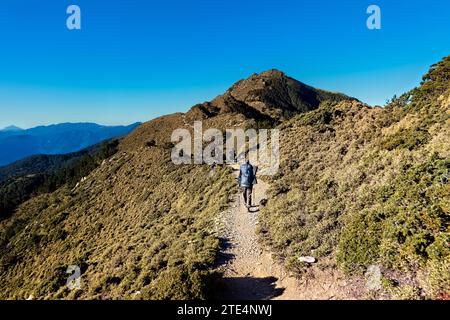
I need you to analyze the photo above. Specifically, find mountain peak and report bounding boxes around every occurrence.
[187,70,356,122]
[258,68,287,78]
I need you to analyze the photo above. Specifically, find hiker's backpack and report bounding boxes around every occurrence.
[239,163,255,188]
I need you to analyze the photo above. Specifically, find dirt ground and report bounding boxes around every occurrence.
[214,165,364,300]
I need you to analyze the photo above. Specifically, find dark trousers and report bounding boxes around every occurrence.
[242,187,252,208]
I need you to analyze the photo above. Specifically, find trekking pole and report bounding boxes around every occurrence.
[237,185,240,208]
[253,166,258,207]
[236,178,241,209]
[249,185,255,209]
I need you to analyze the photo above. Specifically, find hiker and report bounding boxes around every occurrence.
[237,160,257,211]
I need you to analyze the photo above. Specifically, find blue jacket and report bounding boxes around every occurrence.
[238,163,257,188]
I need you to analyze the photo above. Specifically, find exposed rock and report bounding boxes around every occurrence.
[298,256,317,264]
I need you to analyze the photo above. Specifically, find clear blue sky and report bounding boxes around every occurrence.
[0,0,449,129]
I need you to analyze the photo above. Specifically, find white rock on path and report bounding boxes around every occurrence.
[298,256,317,264]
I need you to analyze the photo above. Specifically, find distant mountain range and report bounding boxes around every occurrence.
[0,122,141,166]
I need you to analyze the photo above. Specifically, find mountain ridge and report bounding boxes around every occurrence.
[0,57,449,300]
[0,122,141,166]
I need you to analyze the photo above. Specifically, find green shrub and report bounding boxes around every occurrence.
[337,157,450,285]
[379,127,430,151]
[337,210,383,274]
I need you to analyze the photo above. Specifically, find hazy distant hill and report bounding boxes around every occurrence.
[0,126,23,133]
[0,122,141,166]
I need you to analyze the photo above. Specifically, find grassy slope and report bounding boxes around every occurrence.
[0,114,236,300]
[258,56,450,299]
[0,140,120,220]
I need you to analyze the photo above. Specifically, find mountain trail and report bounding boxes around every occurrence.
[214,164,301,300]
[214,164,362,300]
